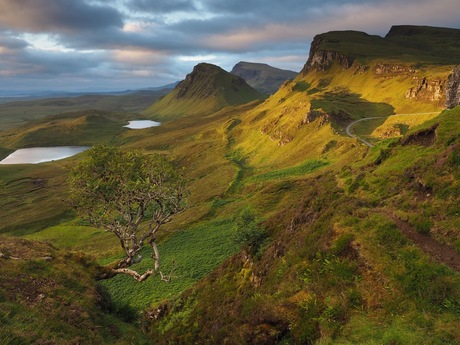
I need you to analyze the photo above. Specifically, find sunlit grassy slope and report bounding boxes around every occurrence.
[139,26,460,343]
[0,25,459,344]
[146,105,460,345]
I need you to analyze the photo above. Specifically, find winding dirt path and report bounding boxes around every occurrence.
[384,211,460,273]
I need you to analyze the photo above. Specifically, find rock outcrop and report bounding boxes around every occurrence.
[374,64,417,77]
[301,35,354,75]
[405,77,446,105]
[446,65,460,109]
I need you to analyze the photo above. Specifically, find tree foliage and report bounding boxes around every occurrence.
[233,207,269,257]
[68,145,187,282]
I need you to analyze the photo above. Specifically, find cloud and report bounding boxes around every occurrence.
[0,0,123,33]
[0,35,29,54]
[128,0,197,13]
[0,0,459,91]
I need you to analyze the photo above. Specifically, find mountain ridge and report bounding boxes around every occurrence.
[230,61,298,94]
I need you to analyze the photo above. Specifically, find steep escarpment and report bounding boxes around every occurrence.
[296,26,460,114]
[446,65,460,109]
[300,33,355,74]
[405,76,446,105]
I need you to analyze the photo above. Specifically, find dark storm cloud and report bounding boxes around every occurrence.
[0,41,104,77]
[129,0,197,13]
[0,0,123,33]
[0,35,29,51]
[199,0,421,21]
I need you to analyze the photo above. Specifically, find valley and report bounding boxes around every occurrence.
[0,25,459,344]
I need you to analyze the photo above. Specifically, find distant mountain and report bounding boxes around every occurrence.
[230,61,298,94]
[0,83,176,104]
[144,82,179,91]
[145,63,266,119]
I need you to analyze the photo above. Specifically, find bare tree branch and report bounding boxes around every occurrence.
[68,145,188,283]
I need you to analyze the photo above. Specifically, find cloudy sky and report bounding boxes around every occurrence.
[0,0,459,92]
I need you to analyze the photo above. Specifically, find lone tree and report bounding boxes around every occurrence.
[68,145,187,282]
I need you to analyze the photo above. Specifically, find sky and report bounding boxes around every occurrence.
[0,0,459,92]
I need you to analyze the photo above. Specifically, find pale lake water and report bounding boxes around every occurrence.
[0,146,90,164]
[0,121,160,164]
[124,120,161,129]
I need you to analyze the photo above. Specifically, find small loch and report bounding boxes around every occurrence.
[124,120,161,129]
[0,146,90,164]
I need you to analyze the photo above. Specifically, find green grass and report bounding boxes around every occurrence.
[250,160,329,181]
[24,220,119,258]
[0,236,150,344]
[100,217,239,309]
[0,163,73,235]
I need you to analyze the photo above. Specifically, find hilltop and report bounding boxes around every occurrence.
[231,61,298,94]
[144,63,266,120]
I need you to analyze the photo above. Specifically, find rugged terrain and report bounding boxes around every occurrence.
[0,25,459,344]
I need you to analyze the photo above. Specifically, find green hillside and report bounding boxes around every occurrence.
[0,25,459,344]
[142,25,460,343]
[144,63,266,120]
[0,110,131,151]
[0,236,150,344]
[0,89,171,131]
[147,106,460,344]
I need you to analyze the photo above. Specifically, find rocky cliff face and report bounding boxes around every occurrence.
[300,35,354,75]
[446,65,460,109]
[405,77,446,105]
[374,63,417,77]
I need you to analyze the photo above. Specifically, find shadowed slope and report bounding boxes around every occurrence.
[231,61,298,94]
